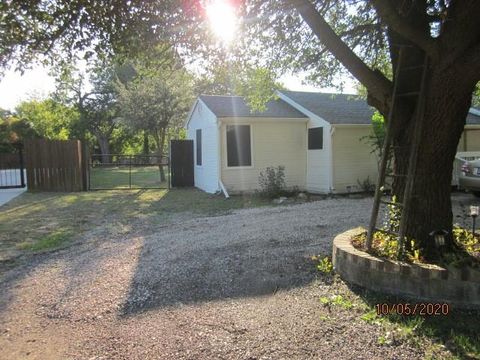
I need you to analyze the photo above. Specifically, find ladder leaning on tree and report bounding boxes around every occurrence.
[366,45,429,258]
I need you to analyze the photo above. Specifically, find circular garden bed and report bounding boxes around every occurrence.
[333,229,480,309]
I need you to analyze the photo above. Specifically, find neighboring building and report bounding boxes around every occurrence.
[185,90,480,194]
[458,107,480,152]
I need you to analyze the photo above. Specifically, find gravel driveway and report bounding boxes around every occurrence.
[1,195,470,359]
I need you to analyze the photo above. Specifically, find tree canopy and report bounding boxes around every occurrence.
[15,99,78,140]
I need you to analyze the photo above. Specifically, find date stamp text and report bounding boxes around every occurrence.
[375,302,450,316]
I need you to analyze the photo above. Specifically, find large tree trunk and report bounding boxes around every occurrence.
[97,135,111,164]
[388,43,475,259]
[143,131,149,155]
[153,128,167,182]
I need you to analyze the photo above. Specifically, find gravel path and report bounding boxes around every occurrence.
[0,195,467,359]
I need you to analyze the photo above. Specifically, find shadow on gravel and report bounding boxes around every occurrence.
[121,237,319,315]
[0,189,151,318]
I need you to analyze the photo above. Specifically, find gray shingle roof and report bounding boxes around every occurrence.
[467,108,480,125]
[279,90,374,124]
[198,92,480,125]
[198,95,307,118]
[281,90,480,125]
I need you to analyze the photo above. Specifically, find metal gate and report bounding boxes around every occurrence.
[89,154,170,190]
[170,140,194,187]
[0,142,26,189]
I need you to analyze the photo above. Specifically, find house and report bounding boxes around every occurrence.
[458,107,480,152]
[185,90,480,194]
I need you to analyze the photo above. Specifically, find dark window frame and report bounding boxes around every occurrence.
[308,127,323,150]
[196,129,202,166]
[226,125,252,167]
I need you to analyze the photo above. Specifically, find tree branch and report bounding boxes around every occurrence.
[370,0,440,60]
[292,0,392,109]
[437,0,480,70]
[338,23,382,39]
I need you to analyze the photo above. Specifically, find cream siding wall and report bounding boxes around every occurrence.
[220,119,307,193]
[186,100,220,193]
[331,126,378,193]
[457,128,480,151]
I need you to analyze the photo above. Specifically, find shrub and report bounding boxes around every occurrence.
[258,165,287,198]
[357,176,375,193]
[316,256,334,274]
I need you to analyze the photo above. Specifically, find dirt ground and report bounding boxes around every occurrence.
[0,193,477,359]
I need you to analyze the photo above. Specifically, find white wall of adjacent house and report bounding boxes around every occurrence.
[331,125,379,193]
[306,118,332,193]
[186,100,220,193]
[219,118,307,193]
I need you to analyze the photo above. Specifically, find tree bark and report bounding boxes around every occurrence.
[97,135,111,164]
[143,131,149,155]
[152,128,167,182]
[391,66,475,259]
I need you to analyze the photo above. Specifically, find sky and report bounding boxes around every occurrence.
[0,67,357,112]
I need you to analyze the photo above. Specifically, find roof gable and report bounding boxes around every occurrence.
[279,90,374,125]
[198,95,307,119]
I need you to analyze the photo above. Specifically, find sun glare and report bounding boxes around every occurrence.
[206,0,237,44]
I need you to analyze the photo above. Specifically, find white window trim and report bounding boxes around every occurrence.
[195,128,203,167]
[224,124,254,169]
[307,126,324,151]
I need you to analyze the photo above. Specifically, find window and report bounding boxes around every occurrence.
[226,125,252,167]
[196,129,202,166]
[308,127,323,150]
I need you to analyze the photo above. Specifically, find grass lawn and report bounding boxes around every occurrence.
[90,166,169,189]
[0,188,271,265]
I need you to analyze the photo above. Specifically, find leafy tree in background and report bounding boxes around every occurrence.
[116,50,194,181]
[473,84,480,108]
[361,111,387,170]
[195,59,284,111]
[53,60,123,161]
[0,109,38,152]
[15,99,78,140]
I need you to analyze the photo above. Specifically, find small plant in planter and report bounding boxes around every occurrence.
[352,225,480,268]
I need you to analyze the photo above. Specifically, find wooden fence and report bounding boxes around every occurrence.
[25,139,89,192]
[0,153,23,169]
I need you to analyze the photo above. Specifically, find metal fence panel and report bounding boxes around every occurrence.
[89,154,170,190]
[0,142,26,189]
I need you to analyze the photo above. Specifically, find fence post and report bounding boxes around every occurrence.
[129,155,132,189]
[167,157,171,190]
[19,144,26,188]
[81,143,89,191]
